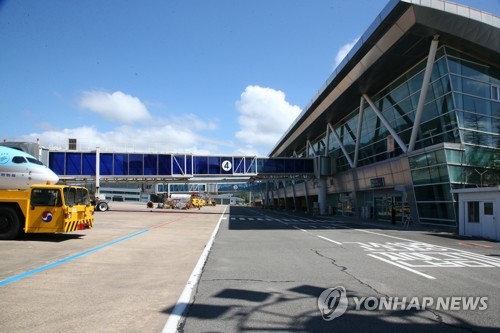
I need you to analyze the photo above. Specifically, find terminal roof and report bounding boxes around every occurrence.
[269,0,499,157]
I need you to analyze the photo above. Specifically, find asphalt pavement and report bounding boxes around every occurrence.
[179,206,500,333]
[1,203,498,332]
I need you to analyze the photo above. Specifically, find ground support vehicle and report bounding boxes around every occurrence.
[191,196,206,209]
[0,184,94,240]
[93,194,109,212]
[94,200,109,212]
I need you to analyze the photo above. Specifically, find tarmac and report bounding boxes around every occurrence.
[0,201,480,333]
[0,201,227,333]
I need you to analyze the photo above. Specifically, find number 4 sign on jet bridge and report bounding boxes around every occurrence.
[222,160,232,172]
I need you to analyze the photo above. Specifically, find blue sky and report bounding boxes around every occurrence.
[1,0,498,156]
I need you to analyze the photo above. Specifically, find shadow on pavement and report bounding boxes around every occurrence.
[161,284,496,333]
[15,233,86,242]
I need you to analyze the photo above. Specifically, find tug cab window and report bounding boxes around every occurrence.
[77,188,91,205]
[64,187,76,206]
[63,187,91,206]
[31,189,62,206]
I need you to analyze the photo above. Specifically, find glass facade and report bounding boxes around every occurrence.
[305,46,499,226]
[408,149,455,225]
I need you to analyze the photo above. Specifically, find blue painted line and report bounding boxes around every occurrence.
[0,229,150,287]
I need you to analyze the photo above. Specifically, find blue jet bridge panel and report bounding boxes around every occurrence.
[49,152,315,178]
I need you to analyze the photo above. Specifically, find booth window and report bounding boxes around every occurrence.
[467,201,479,223]
[484,202,493,215]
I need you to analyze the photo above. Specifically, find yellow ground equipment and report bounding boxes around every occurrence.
[191,196,206,209]
[0,184,94,240]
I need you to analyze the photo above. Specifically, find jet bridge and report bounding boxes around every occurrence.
[48,151,316,181]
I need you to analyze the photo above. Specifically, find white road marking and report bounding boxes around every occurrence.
[162,206,228,333]
[293,226,307,232]
[317,235,342,245]
[367,253,436,280]
[274,219,497,280]
[354,228,500,260]
[260,214,500,280]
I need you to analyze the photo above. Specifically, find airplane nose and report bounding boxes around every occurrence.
[50,173,60,184]
[49,170,60,184]
[45,167,59,184]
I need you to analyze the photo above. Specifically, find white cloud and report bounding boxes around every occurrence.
[233,144,261,157]
[79,90,151,123]
[16,86,299,156]
[235,85,301,151]
[18,122,227,154]
[334,37,360,68]
[166,113,219,131]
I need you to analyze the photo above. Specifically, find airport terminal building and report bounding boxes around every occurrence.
[268,0,499,227]
[3,0,498,230]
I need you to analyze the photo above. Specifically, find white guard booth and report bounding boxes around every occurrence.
[452,186,500,241]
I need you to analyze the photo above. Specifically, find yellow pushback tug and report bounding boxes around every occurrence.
[0,184,94,240]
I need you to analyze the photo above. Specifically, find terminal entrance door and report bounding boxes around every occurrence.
[374,195,405,223]
[336,193,353,216]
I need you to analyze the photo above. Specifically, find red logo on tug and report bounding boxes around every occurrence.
[41,211,53,223]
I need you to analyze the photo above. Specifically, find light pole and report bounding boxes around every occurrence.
[474,169,487,187]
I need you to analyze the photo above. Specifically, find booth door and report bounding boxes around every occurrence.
[481,202,496,240]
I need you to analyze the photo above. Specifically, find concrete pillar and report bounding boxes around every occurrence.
[95,146,100,198]
[303,180,311,213]
[291,180,298,211]
[265,181,270,208]
[282,180,291,210]
[274,181,281,209]
[318,177,327,215]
